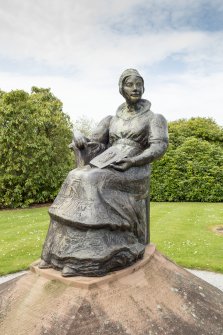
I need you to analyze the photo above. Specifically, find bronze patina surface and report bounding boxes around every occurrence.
[39,69,168,276]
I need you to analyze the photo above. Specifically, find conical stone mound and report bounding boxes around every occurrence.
[0,247,223,335]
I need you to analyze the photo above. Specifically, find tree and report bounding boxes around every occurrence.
[151,118,223,202]
[73,116,96,137]
[168,117,223,148]
[0,87,73,208]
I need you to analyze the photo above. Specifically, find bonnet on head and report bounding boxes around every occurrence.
[119,68,144,95]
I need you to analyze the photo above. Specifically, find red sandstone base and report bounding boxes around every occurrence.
[0,246,223,335]
[30,244,156,288]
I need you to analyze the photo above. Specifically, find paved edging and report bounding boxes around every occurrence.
[0,271,27,285]
[1,268,223,292]
[186,269,223,292]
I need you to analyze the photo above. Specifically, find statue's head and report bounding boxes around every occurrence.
[119,69,144,104]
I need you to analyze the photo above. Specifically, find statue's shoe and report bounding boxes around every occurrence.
[62,266,77,277]
[38,260,52,269]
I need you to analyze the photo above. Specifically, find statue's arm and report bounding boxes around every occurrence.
[110,113,168,172]
[69,115,112,167]
[131,113,169,167]
[90,115,112,145]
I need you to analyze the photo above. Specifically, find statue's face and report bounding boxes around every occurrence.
[122,75,144,104]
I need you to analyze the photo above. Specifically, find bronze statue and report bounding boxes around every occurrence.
[39,69,168,276]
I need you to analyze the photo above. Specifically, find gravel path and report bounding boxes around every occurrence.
[0,269,223,292]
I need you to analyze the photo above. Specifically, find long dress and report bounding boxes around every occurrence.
[41,99,168,276]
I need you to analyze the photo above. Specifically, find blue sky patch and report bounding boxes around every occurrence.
[108,2,223,35]
[144,54,187,76]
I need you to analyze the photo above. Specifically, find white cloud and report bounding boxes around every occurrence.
[0,1,222,72]
[0,0,223,126]
[149,72,223,125]
[1,70,222,126]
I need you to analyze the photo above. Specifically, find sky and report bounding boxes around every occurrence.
[0,0,223,125]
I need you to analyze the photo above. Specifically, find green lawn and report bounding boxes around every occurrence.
[0,207,49,275]
[151,202,223,273]
[0,203,222,275]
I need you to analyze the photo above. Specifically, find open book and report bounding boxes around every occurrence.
[90,145,138,169]
[90,146,127,168]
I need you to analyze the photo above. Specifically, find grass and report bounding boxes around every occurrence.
[0,202,222,275]
[151,202,223,273]
[0,207,49,275]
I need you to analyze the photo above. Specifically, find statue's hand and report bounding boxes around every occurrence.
[73,130,88,150]
[110,158,133,171]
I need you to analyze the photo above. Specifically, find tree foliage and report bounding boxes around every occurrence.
[1,95,222,207]
[151,118,223,202]
[0,87,73,208]
[73,116,96,137]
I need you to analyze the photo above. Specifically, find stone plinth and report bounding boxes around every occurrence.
[0,246,223,335]
[30,244,156,289]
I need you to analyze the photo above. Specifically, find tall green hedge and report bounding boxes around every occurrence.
[0,87,73,208]
[1,99,222,207]
[151,118,223,202]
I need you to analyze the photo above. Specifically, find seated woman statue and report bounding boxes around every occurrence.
[39,69,168,277]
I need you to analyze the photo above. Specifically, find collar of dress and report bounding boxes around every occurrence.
[116,99,151,120]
